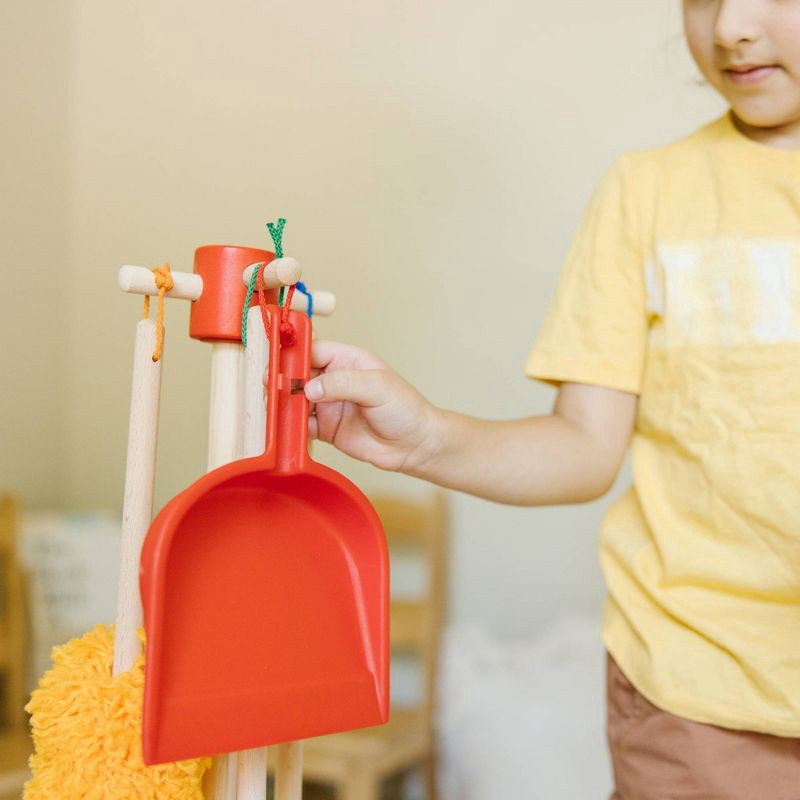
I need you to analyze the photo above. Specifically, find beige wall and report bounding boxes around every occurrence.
[1,0,72,508]
[4,0,725,635]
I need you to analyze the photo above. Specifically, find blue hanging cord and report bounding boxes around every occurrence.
[294,281,313,317]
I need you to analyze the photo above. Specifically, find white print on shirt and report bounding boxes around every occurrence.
[644,237,800,349]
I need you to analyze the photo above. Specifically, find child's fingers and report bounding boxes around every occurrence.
[305,369,389,408]
[308,413,319,441]
[311,339,386,371]
[310,340,346,369]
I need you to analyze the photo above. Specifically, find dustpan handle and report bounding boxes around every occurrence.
[262,305,312,473]
[262,313,280,469]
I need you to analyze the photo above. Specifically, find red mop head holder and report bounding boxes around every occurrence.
[189,245,279,342]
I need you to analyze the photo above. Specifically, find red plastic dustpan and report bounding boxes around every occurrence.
[140,307,389,765]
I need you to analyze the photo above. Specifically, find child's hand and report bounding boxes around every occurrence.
[303,340,440,473]
[297,342,635,506]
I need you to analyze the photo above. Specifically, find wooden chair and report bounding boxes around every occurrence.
[0,494,27,733]
[0,494,32,798]
[291,491,449,800]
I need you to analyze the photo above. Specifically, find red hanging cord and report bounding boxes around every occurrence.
[256,262,297,346]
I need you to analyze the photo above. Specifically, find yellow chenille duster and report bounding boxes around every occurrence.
[24,624,210,799]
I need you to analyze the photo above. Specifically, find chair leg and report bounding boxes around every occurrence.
[424,751,437,800]
[339,769,380,800]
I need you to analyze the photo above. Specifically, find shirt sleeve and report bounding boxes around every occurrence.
[525,155,648,394]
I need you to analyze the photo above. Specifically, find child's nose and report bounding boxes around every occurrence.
[713,0,762,50]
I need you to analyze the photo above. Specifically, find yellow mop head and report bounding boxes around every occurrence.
[24,624,210,799]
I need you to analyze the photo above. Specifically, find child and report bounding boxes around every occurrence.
[300,1,800,797]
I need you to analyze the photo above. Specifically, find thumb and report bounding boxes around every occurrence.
[305,369,390,407]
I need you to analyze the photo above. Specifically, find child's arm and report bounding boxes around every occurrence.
[304,340,637,506]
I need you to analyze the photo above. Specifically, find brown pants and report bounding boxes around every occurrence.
[607,655,800,800]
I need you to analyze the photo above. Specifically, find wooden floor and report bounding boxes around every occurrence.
[0,728,32,799]
[0,736,410,800]
[283,774,408,800]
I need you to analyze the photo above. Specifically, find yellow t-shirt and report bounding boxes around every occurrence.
[527,111,800,736]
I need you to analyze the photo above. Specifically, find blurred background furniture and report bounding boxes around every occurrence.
[436,616,612,799]
[277,491,448,800]
[0,493,32,799]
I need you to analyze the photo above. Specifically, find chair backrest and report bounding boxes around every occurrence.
[371,492,448,723]
[0,493,26,732]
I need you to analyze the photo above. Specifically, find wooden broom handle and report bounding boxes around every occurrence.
[113,319,162,676]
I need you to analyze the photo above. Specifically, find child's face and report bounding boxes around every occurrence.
[683,0,800,138]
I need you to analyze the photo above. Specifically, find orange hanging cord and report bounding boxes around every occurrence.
[143,263,174,361]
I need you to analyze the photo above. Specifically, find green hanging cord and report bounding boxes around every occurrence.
[240,263,262,346]
[241,218,289,346]
[266,218,287,305]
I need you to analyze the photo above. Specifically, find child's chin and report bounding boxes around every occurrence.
[729,96,800,131]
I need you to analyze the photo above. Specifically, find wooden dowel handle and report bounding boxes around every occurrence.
[236,317,270,799]
[242,258,335,317]
[113,319,162,677]
[274,742,304,800]
[203,341,245,800]
[243,307,268,458]
[207,343,244,471]
[241,257,302,289]
[118,265,203,300]
[237,749,268,800]
[290,290,336,317]
[119,262,335,316]
[205,755,238,800]
[244,287,336,317]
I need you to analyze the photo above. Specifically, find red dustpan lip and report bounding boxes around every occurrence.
[140,457,390,764]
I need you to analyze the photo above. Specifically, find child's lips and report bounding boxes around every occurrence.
[724,65,779,86]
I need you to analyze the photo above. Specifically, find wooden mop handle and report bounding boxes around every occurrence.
[114,261,202,676]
